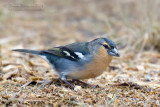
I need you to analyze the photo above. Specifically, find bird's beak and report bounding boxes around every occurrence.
[108,48,120,57]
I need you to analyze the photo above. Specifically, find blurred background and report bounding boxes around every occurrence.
[0,0,160,106]
[0,0,160,51]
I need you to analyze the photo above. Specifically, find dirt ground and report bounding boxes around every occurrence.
[0,0,160,106]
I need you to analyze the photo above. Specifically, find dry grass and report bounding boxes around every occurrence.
[0,0,160,106]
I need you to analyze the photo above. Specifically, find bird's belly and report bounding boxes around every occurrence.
[67,55,112,79]
[67,67,105,79]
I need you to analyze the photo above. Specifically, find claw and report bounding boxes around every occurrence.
[72,79,98,89]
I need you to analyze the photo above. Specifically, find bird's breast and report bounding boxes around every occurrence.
[67,47,112,79]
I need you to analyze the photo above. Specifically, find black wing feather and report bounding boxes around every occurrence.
[41,46,80,61]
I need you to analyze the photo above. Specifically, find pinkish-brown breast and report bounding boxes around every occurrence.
[67,47,113,79]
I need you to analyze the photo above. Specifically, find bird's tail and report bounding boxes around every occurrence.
[12,49,42,55]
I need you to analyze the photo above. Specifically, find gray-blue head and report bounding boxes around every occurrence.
[89,38,120,57]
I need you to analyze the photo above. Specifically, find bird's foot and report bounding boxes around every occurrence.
[60,79,75,89]
[72,79,99,89]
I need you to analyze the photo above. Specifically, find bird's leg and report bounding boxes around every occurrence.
[61,76,74,89]
[72,79,98,88]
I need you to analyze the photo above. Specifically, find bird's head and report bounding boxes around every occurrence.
[89,38,120,57]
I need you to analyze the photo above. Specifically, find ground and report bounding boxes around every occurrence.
[0,0,160,106]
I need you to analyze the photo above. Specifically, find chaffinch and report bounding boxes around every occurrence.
[13,38,120,89]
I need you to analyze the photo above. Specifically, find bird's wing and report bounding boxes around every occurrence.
[41,42,90,61]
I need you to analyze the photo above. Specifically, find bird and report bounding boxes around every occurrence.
[13,37,120,89]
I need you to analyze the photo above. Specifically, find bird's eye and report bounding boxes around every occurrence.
[103,44,109,49]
